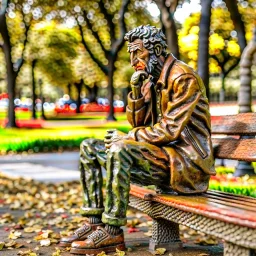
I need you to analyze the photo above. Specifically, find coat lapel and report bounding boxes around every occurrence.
[156,54,176,90]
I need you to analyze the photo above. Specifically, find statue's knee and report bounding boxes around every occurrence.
[80,138,97,151]
[80,139,99,161]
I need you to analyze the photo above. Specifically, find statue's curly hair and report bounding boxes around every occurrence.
[124,25,168,57]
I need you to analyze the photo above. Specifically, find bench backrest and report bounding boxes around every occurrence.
[211,113,256,162]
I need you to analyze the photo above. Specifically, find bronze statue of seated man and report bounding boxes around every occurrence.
[59,25,215,255]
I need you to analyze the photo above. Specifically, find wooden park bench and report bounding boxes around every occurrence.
[129,112,256,256]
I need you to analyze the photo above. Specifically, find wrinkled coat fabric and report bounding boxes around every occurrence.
[126,54,215,194]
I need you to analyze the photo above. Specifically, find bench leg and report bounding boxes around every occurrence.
[224,242,255,256]
[149,219,182,252]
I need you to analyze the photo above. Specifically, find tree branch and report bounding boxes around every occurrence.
[99,0,115,43]
[224,0,247,52]
[112,0,130,53]
[154,0,180,58]
[77,22,108,75]
[83,9,109,59]
[211,54,221,67]
[224,58,239,77]
[170,0,179,13]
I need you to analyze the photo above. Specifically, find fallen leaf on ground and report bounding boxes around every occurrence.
[5,240,16,247]
[17,249,38,256]
[0,242,4,250]
[154,248,166,255]
[127,227,139,233]
[9,230,22,239]
[14,243,24,249]
[52,247,61,256]
[144,231,152,237]
[96,252,108,256]
[195,237,218,245]
[40,239,51,246]
[115,248,126,256]
[24,227,35,233]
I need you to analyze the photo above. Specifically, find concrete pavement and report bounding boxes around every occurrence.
[0,152,80,182]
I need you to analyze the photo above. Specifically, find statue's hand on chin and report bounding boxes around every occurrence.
[130,70,149,99]
[130,70,149,86]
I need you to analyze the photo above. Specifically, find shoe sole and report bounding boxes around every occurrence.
[58,241,72,247]
[70,243,125,255]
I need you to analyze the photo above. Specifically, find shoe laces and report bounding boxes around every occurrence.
[87,229,106,242]
[74,225,89,236]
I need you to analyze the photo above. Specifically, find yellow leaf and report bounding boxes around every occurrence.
[14,243,24,248]
[115,248,126,256]
[154,248,166,255]
[24,227,35,233]
[9,231,22,240]
[17,250,38,256]
[5,240,16,247]
[52,248,61,256]
[96,252,108,256]
[0,242,4,250]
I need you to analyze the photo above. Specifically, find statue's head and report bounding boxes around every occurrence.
[124,25,168,78]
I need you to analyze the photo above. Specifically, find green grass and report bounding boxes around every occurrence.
[210,174,256,198]
[0,122,131,153]
[0,110,127,121]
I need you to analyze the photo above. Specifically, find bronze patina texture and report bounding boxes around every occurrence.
[67,25,215,255]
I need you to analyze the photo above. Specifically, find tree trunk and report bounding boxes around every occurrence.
[31,60,37,119]
[224,0,246,52]
[219,72,225,103]
[38,78,46,120]
[158,2,179,58]
[67,83,71,97]
[107,56,116,121]
[75,79,83,114]
[91,84,98,103]
[197,0,213,100]
[0,6,17,127]
[85,84,97,103]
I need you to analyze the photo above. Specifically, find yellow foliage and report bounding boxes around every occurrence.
[187,50,198,61]
[227,40,240,57]
[209,33,225,54]
[180,34,198,52]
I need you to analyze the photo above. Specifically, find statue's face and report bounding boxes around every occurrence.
[128,39,149,72]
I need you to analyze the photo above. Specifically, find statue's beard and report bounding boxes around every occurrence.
[146,54,164,79]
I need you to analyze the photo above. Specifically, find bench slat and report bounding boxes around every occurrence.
[130,185,256,229]
[212,137,256,161]
[207,190,256,204]
[203,194,256,212]
[211,113,256,135]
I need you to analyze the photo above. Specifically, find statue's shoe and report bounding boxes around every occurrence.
[70,226,125,255]
[58,223,104,247]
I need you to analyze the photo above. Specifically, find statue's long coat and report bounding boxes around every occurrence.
[126,54,215,194]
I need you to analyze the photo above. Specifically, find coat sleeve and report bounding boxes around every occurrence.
[130,74,202,145]
[126,91,147,127]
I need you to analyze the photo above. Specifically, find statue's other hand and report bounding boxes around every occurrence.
[104,129,124,149]
[130,70,149,86]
